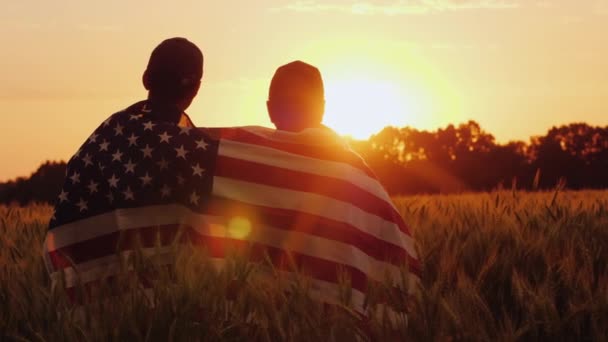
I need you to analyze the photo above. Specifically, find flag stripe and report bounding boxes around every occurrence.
[47,215,420,282]
[55,256,372,312]
[218,127,375,177]
[238,126,346,147]
[204,197,420,270]
[218,140,393,205]
[50,229,418,294]
[46,203,419,273]
[215,155,411,234]
[45,204,199,252]
[213,177,417,258]
[49,232,363,293]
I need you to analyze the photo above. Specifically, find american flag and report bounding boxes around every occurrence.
[43,100,420,313]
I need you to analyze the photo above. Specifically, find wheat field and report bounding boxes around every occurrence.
[1,190,607,341]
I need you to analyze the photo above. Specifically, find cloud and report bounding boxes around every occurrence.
[270,0,521,15]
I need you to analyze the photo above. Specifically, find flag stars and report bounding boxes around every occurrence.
[88,180,99,194]
[123,187,135,201]
[88,133,99,144]
[106,192,114,204]
[175,145,189,159]
[180,126,192,135]
[124,160,137,174]
[140,172,153,186]
[127,133,139,147]
[112,149,123,162]
[108,174,120,188]
[99,140,110,152]
[160,184,172,198]
[196,139,209,150]
[177,174,185,186]
[157,158,169,171]
[190,191,200,205]
[143,121,156,131]
[82,153,93,167]
[77,198,88,212]
[191,163,205,177]
[102,117,112,127]
[114,123,124,136]
[69,172,81,184]
[159,131,172,143]
[58,190,69,203]
[140,145,154,159]
[129,114,141,121]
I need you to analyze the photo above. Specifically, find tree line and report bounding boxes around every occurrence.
[1,121,607,205]
[349,121,608,194]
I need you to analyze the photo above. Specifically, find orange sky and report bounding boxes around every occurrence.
[1,0,608,181]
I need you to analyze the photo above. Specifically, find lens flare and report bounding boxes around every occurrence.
[227,217,252,239]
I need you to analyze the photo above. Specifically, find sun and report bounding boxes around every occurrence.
[323,77,421,139]
[303,38,459,139]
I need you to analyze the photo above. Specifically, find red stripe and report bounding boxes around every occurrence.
[189,233,372,292]
[48,205,420,276]
[48,224,187,270]
[214,155,412,236]
[49,227,420,294]
[49,227,370,292]
[218,128,376,178]
[205,197,420,272]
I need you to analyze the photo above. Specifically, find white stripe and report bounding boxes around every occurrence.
[53,247,177,286]
[45,204,417,262]
[237,126,348,148]
[53,256,417,317]
[218,139,395,205]
[199,215,409,284]
[54,255,417,316]
[44,204,201,252]
[44,205,418,284]
[213,177,417,258]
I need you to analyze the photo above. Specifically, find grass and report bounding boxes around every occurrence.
[1,190,607,341]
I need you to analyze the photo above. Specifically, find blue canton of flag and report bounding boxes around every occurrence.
[49,102,218,229]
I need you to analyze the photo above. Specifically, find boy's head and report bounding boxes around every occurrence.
[267,61,325,132]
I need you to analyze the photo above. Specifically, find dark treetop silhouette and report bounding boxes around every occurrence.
[4,121,607,205]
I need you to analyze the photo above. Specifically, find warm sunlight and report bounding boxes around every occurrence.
[324,77,421,139]
[312,40,455,139]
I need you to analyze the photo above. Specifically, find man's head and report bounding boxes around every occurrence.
[267,61,325,132]
[143,37,203,111]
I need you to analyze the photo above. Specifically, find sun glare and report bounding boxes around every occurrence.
[305,38,461,139]
[324,78,416,139]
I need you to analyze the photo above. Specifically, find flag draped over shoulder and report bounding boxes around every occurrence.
[44,102,420,313]
[43,101,219,300]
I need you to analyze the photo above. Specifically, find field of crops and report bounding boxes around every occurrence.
[1,190,607,341]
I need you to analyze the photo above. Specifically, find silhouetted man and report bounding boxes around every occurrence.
[267,61,325,132]
[254,60,420,316]
[43,38,215,303]
[137,37,203,127]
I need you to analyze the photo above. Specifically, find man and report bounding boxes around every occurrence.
[204,61,421,316]
[139,37,202,128]
[43,38,216,302]
[266,61,325,132]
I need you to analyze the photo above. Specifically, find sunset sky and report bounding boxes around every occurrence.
[1,0,607,181]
